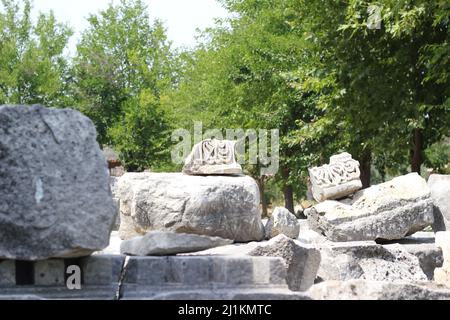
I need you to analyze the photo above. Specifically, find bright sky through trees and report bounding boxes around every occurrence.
[31,0,229,54]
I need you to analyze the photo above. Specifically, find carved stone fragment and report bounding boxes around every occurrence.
[183,139,242,175]
[308,152,362,202]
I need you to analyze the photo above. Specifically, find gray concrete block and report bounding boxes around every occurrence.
[0,260,15,286]
[124,256,169,285]
[168,256,211,285]
[80,255,125,285]
[34,259,65,286]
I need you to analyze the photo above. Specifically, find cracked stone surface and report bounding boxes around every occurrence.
[117,172,264,242]
[0,104,117,260]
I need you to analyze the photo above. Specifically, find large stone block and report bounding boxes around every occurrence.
[0,105,117,260]
[316,241,428,282]
[117,172,264,242]
[306,173,434,241]
[122,255,287,288]
[428,174,450,231]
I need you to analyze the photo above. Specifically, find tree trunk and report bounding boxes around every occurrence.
[282,167,295,214]
[257,176,268,218]
[359,149,372,189]
[411,128,423,174]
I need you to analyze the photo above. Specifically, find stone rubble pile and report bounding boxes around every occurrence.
[1,106,450,300]
[305,173,434,241]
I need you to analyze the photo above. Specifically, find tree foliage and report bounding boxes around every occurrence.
[72,0,175,171]
[0,0,72,106]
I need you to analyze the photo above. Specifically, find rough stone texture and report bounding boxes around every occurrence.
[434,231,450,287]
[308,152,362,202]
[297,219,328,245]
[316,241,428,282]
[120,231,233,256]
[117,172,264,242]
[265,207,300,239]
[0,104,117,260]
[182,139,242,175]
[390,232,443,280]
[110,176,121,230]
[428,174,450,231]
[0,260,15,286]
[309,280,450,300]
[306,173,434,241]
[248,235,320,291]
[182,234,320,292]
[34,260,65,286]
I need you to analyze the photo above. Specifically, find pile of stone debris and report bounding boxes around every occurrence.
[0,104,449,300]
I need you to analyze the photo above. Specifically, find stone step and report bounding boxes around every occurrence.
[0,255,298,300]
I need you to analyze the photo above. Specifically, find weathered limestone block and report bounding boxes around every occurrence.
[316,241,428,282]
[117,172,264,242]
[428,174,450,231]
[309,279,450,300]
[183,139,242,175]
[0,104,117,260]
[308,152,362,202]
[265,207,300,239]
[306,173,434,241]
[434,231,450,287]
[120,255,311,300]
[183,234,321,292]
[120,231,233,256]
[393,232,443,280]
[34,260,65,286]
[0,261,15,286]
[248,235,320,291]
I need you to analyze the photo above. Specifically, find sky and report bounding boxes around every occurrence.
[30,0,230,54]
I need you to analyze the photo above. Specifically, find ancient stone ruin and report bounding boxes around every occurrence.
[1,104,450,300]
[308,152,362,202]
[183,138,242,175]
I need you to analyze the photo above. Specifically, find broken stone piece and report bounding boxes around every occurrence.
[306,173,434,242]
[308,152,362,202]
[120,231,233,256]
[434,231,450,287]
[265,207,300,239]
[0,104,116,260]
[182,139,242,175]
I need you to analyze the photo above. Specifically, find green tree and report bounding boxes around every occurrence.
[166,0,332,214]
[289,0,450,185]
[0,0,73,106]
[73,0,175,171]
